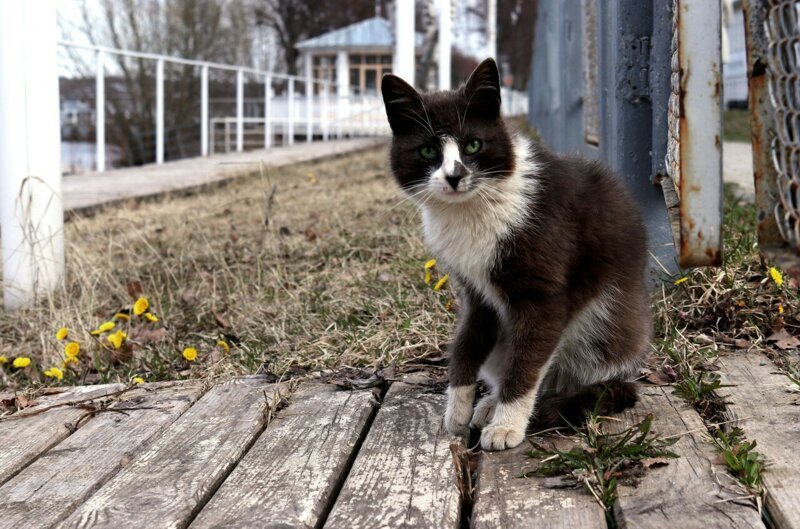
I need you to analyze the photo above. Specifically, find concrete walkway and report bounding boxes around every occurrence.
[63,137,387,213]
[724,141,754,200]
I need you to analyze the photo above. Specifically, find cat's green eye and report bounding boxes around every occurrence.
[465,139,483,154]
[418,146,438,160]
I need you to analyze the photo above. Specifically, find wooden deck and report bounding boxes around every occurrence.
[0,352,797,528]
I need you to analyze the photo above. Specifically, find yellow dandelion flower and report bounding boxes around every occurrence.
[217,340,230,353]
[770,267,784,287]
[424,259,437,269]
[12,357,31,368]
[133,297,149,316]
[434,274,450,291]
[62,356,78,367]
[114,312,131,322]
[64,342,80,358]
[44,367,64,380]
[56,327,69,340]
[779,303,785,315]
[107,330,127,350]
[91,321,115,335]
[132,376,145,384]
[182,347,198,361]
[144,312,159,323]
[425,270,432,285]
[0,355,7,364]
[673,277,688,285]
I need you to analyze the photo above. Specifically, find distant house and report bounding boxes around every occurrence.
[296,17,423,97]
[722,0,747,108]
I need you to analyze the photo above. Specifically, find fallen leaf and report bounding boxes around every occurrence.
[214,312,231,329]
[131,327,168,344]
[644,370,672,386]
[662,364,678,381]
[641,457,671,469]
[303,227,319,242]
[767,328,800,350]
[126,280,143,300]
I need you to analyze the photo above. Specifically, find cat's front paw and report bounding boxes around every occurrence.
[469,394,497,429]
[444,385,476,437]
[480,424,525,451]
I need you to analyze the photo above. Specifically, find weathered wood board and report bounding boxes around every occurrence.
[324,381,461,529]
[717,352,800,529]
[471,439,607,529]
[0,382,203,529]
[0,383,125,486]
[191,384,377,528]
[57,377,283,529]
[612,386,765,528]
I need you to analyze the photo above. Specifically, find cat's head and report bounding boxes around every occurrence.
[381,58,515,204]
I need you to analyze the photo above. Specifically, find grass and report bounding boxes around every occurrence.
[528,410,678,525]
[0,146,456,391]
[724,109,752,143]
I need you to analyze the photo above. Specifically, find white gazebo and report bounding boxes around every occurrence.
[296,16,424,98]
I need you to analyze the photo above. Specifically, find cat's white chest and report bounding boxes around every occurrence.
[422,207,509,311]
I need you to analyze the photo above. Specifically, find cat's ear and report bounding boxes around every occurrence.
[464,58,501,120]
[382,74,424,134]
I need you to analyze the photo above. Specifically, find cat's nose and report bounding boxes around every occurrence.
[446,175,462,190]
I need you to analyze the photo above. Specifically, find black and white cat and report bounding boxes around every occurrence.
[381,59,651,451]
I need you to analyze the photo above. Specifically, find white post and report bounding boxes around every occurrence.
[486,0,497,59]
[438,0,452,90]
[264,74,272,148]
[304,53,313,142]
[0,0,64,310]
[201,64,209,156]
[335,50,349,139]
[322,79,329,141]
[394,0,416,84]
[288,78,295,145]
[96,50,106,171]
[156,58,164,164]
[236,68,244,152]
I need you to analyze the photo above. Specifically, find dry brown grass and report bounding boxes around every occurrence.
[0,146,456,391]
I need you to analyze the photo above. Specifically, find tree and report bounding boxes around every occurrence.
[62,0,253,166]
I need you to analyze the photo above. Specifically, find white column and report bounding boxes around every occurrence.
[304,52,313,142]
[0,0,64,310]
[394,0,416,84]
[156,58,164,163]
[264,74,272,148]
[236,68,244,152]
[201,65,209,156]
[486,0,497,59]
[96,50,106,171]
[287,78,295,145]
[438,0,452,90]
[335,50,349,138]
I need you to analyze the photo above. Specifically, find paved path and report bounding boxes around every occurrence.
[724,141,755,200]
[63,137,387,213]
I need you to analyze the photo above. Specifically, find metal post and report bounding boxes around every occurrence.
[96,50,106,171]
[394,0,416,83]
[305,53,313,142]
[236,68,244,152]
[288,78,295,145]
[438,0,452,90]
[201,64,209,156]
[264,74,272,148]
[0,0,64,310]
[156,58,164,164]
[486,0,497,58]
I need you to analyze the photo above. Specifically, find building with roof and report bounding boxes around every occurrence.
[296,16,423,97]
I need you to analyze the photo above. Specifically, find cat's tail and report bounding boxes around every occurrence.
[533,380,639,427]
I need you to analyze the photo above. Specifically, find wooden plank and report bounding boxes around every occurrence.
[0,382,204,529]
[191,384,377,529]
[57,377,284,529]
[0,383,125,486]
[612,386,764,528]
[716,352,800,529]
[472,442,607,529]
[324,382,461,529]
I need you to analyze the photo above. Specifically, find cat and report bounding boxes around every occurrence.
[380,58,651,451]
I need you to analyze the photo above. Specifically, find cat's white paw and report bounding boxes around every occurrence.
[469,394,497,429]
[480,424,525,451]
[444,384,476,437]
